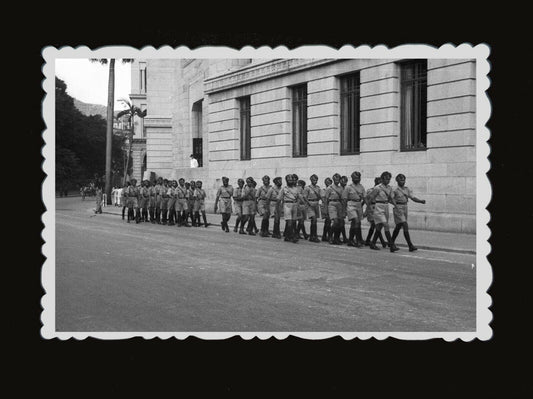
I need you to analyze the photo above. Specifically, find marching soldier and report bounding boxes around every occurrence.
[148,180,156,223]
[153,177,164,224]
[214,176,233,233]
[194,180,209,228]
[233,178,245,233]
[277,174,307,243]
[339,176,349,244]
[303,174,321,243]
[266,177,283,239]
[175,178,190,227]
[241,177,256,235]
[321,177,332,241]
[188,181,197,226]
[342,171,366,247]
[125,178,140,224]
[390,174,426,252]
[139,180,150,222]
[160,179,170,225]
[122,181,130,221]
[167,180,177,226]
[367,171,399,252]
[364,177,388,248]
[324,173,344,245]
[256,175,272,237]
[296,179,309,240]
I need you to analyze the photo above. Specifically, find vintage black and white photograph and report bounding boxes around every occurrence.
[41,45,491,340]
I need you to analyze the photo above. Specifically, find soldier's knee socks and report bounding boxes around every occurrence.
[202,211,208,227]
[235,216,241,231]
[122,206,126,219]
[372,224,383,245]
[355,225,363,243]
[392,224,402,243]
[283,220,291,240]
[264,218,270,235]
[403,223,414,247]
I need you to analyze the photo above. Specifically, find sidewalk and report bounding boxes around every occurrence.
[99,205,476,255]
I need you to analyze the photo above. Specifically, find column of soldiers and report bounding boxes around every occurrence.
[213,171,426,252]
[122,177,209,228]
[119,170,426,252]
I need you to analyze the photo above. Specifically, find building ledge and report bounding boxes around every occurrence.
[204,59,338,94]
[129,93,147,100]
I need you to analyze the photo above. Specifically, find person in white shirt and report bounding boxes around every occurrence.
[190,154,199,168]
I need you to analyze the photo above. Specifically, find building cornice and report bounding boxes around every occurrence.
[129,93,147,100]
[204,59,339,94]
[144,116,172,128]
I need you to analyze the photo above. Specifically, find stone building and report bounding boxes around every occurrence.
[130,58,476,233]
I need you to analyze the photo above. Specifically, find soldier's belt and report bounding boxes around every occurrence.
[308,200,319,203]
[328,199,340,202]
[375,201,388,204]
[348,199,362,203]
[234,199,243,202]
[284,200,296,203]
[396,202,407,205]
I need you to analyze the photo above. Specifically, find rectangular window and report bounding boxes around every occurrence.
[340,73,361,154]
[400,60,427,151]
[239,96,251,160]
[292,84,308,157]
[192,100,203,167]
[140,104,147,138]
[139,62,147,94]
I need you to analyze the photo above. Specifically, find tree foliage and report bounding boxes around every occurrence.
[55,77,124,190]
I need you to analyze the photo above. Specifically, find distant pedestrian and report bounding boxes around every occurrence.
[190,154,199,168]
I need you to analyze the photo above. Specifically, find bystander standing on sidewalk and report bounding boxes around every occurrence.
[95,187,103,214]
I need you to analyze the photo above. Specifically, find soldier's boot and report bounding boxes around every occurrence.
[347,226,356,246]
[283,221,292,242]
[259,219,267,237]
[379,231,388,248]
[365,224,375,246]
[273,220,281,239]
[149,208,155,223]
[234,217,241,232]
[182,211,191,227]
[385,231,399,252]
[403,224,417,251]
[264,218,271,236]
[202,212,209,228]
[168,210,175,226]
[291,221,299,243]
[301,222,309,240]
[392,224,402,244]
[253,219,259,234]
[190,212,196,227]
[370,227,382,250]
[239,216,247,234]
[156,208,161,224]
[161,210,167,225]
[224,215,230,232]
[355,226,364,247]
[135,209,141,224]
[126,209,131,223]
[122,206,126,220]
[341,223,348,244]
[247,218,256,236]
[321,219,330,242]
[309,222,320,243]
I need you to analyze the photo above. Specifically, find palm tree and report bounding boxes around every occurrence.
[116,98,147,185]
[90,58,133,204]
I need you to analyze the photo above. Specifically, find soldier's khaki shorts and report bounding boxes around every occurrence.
[138,197,149,208]
[161,197,169,210]
[242,200,255,215]
[168,198,176,210]
[234,201,243,216]
[269,200,280,218]
[393,203,408,224]
[366,204,375,223]
[175,198,188,211]
[346,201,363,222]
[218,198,232,214]
[126,197,138,209]
[320,203,329,219]
[283,202,298,221]
[257,200,269,217]
[193,199,205,212]
[328,202,343,219]
[155,197,162,208]
[373,203,390,226]
[307,201,320,219]
[148,196,156,208]
[296,204,307,220]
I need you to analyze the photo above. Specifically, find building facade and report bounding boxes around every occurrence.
[130,58,476,233]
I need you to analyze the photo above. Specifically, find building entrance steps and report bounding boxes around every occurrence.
[98,205,476,254]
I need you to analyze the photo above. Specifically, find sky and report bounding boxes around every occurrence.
[55,59,132,110]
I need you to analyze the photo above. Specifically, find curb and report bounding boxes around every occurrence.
[99,209,475,255]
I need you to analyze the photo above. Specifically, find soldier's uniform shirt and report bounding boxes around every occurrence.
[154,184,164,208]
[233,186,244,216]
[167,186,177,210]
[325,184,344,219]
[160,185,170,210]
[365,187,377,223]
[266,185,282,218]
[342,183,366,222]
[296,185,307,220]
[216,184,233,214]
[392,185,414,224]
[277,186,302,221]
[139,186,150,208]
[242,185,256,215]
[372,183,393,225]
[320,186,330,219]
[193,188,206,212]
[303,184,321,219]
[148,186,157,208]
[175,185,189,211]
[125,185,139,208]
[256,184,272,216]
[187,188,195,210]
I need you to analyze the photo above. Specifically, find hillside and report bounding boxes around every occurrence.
[73,98,120,119]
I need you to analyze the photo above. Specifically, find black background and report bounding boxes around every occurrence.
[13,9,531,396]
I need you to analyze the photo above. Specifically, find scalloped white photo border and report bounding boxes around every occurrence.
[41,44,491,341]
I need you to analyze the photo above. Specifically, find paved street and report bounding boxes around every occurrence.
[55,197,476,332]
